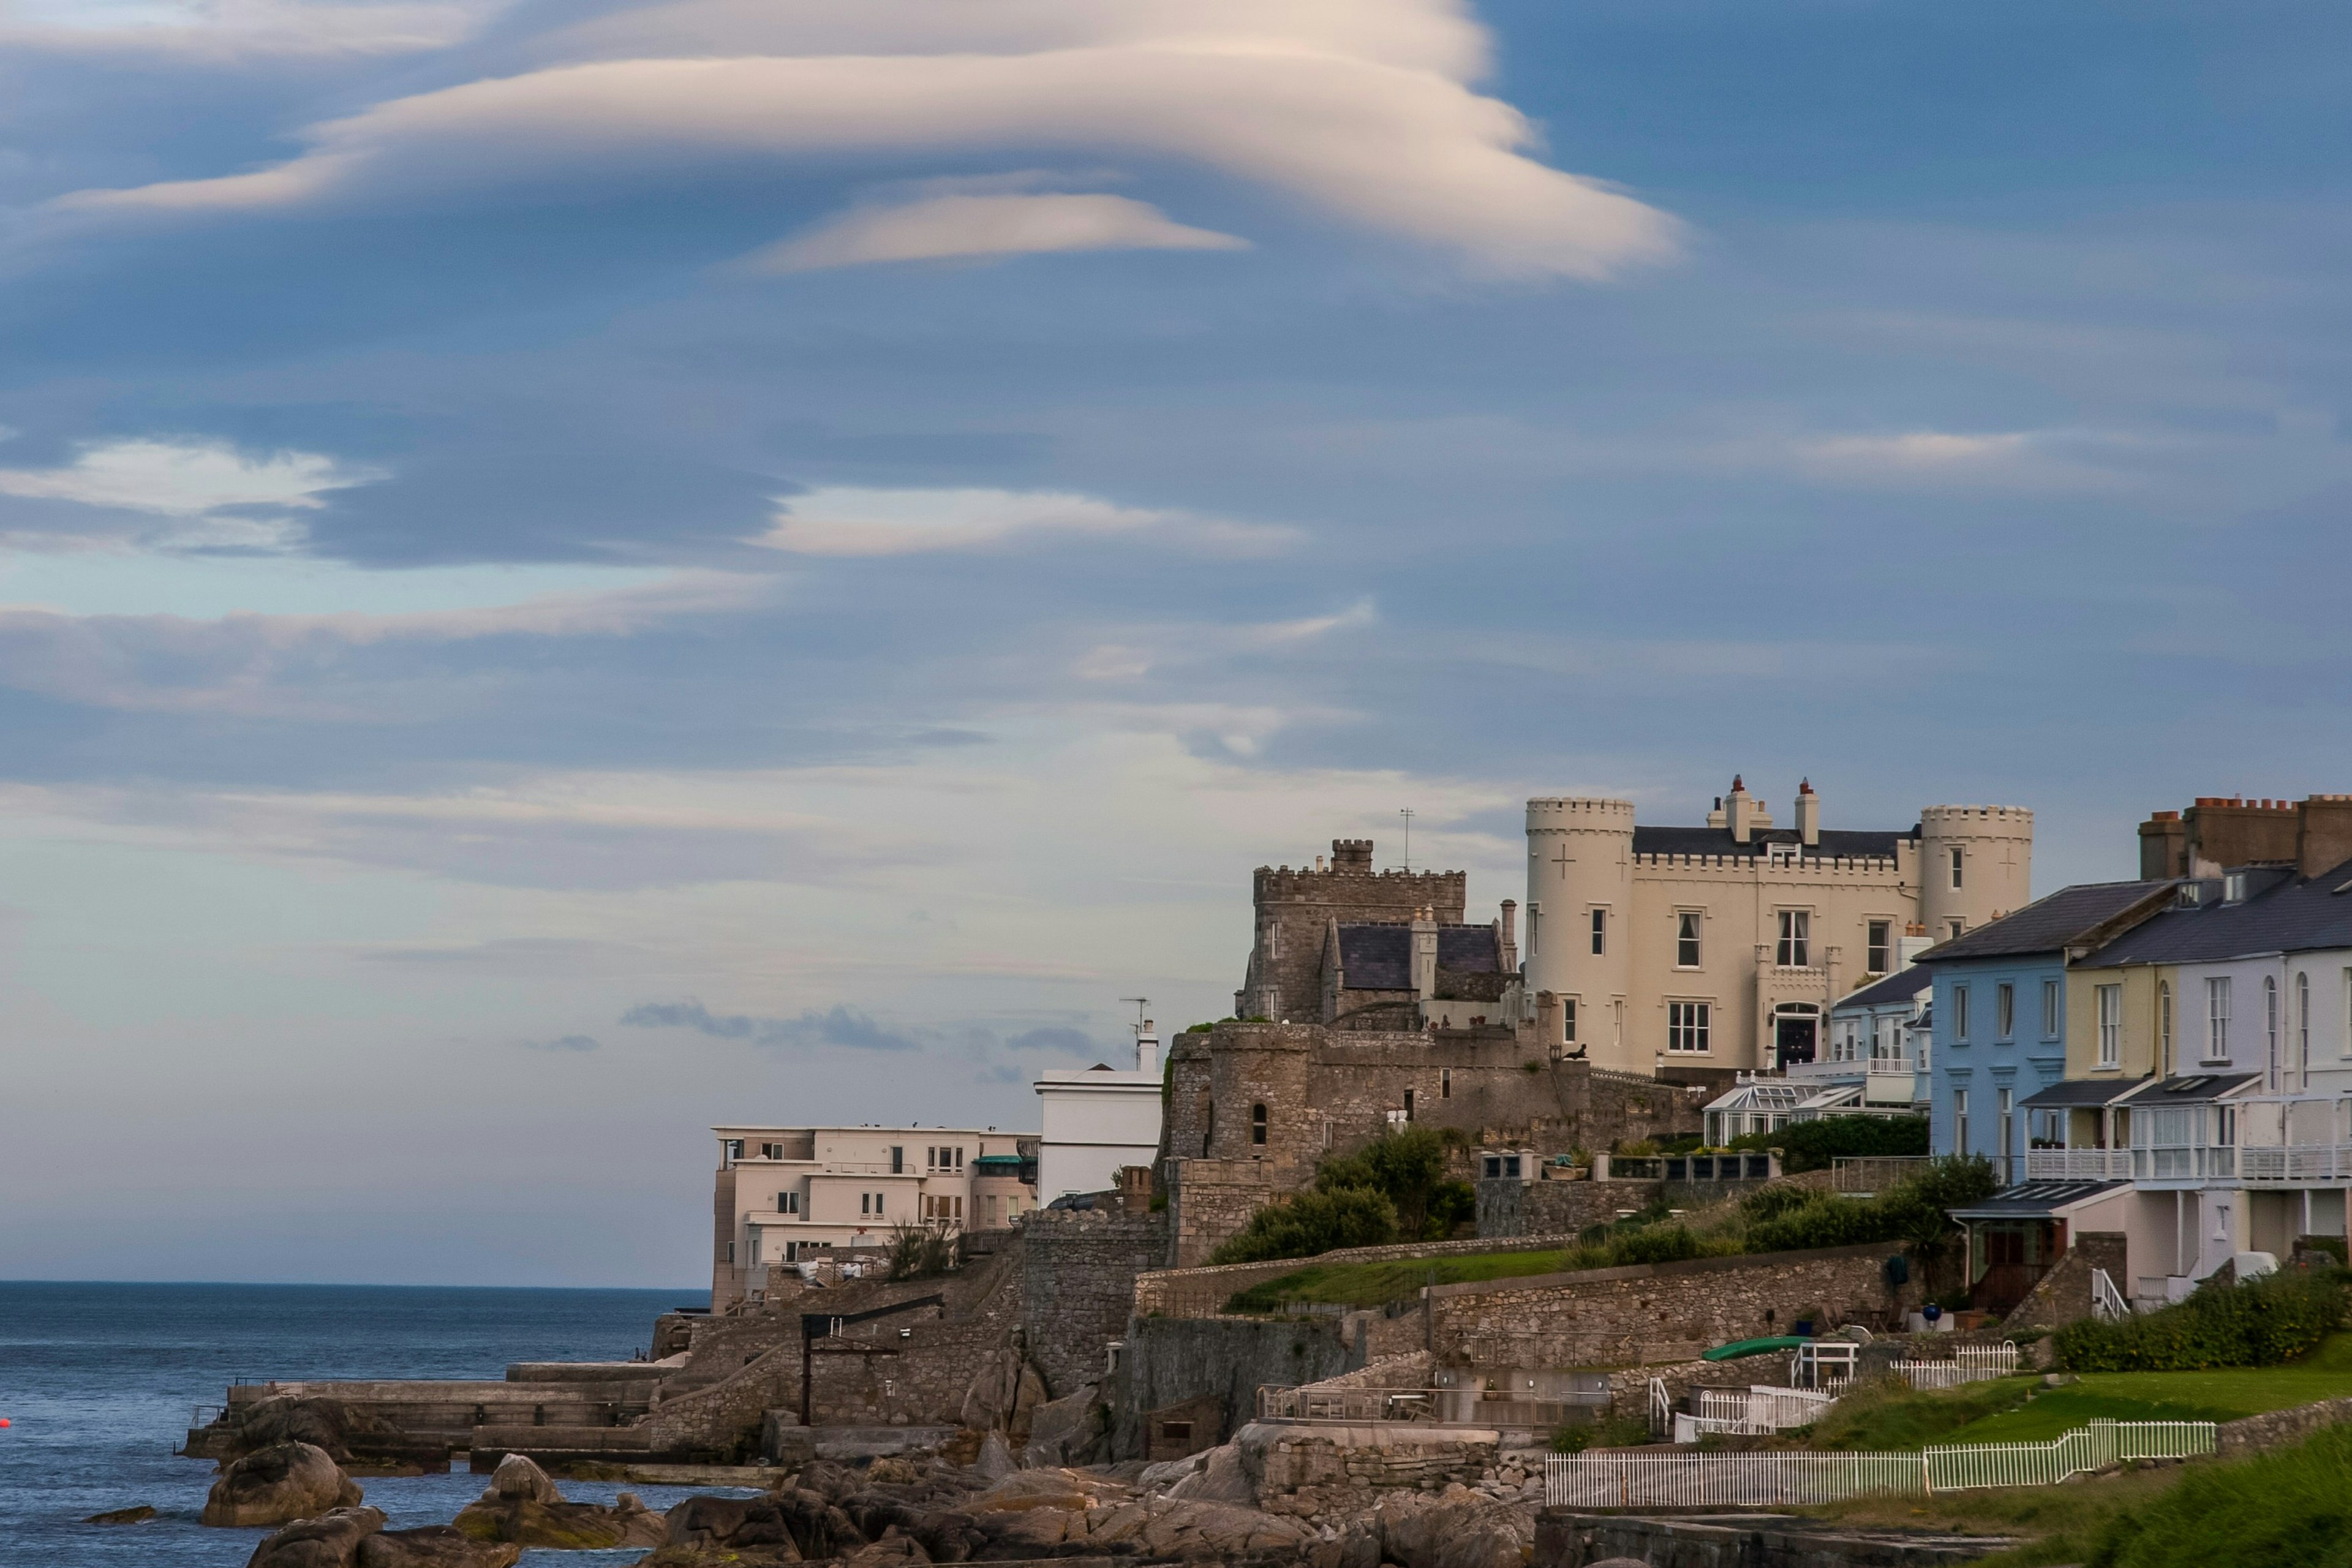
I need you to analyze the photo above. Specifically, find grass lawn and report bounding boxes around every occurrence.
[1945,1332,2352,1444]
[1224,1247,1572,1311]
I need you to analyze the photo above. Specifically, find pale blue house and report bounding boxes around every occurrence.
[1920,881,2174,1183]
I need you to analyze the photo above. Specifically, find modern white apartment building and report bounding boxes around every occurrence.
[709,1124,1036,1311]
[1034,1020,1166,1202]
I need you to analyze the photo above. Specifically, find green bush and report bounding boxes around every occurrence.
[884,1222,957,1281]
[1736,1158,1996,1255]
[1207,1186,1400,1265]
[1725,1114,1929,1173]
[2055,1268,2349,1372]
[1314,1126,1463,1239]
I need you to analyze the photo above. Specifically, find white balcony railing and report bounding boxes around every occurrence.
[2025,1143,2352,1185]
[2023,1148,2128,1180]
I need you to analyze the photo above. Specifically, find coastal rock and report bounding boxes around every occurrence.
[244,1505,386,1567]
[202,1441,363,1528]
[957,1338,1049,1442]
[83,1504,156,1525]
[486,1454,562,1506]
[1161,1442,1253,1506]
[356,1526,521,1567]
[1370,1488,1535,1568]
[453,1491,666,1550]
[1079,1497,1311,1560]
[1020,1385,1106,1468]
[842,1537,932,1567]
[971,1431,1016,1483]
[229,1398,404,1464]
[663,1488,860,1559]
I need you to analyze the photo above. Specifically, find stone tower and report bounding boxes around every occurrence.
[1918,805,2034,940]
[1523,797,1636,1057]
[1236,840,1465,1023]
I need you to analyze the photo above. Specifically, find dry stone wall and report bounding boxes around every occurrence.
[1430,1243,1914,1368]
[1236,1421,1499,1521]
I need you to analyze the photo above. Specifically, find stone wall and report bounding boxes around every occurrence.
[1479,1174,1793,1240]
[1162,1021,1711,1265]
[1019,1209,1167,1398]
[1236,1421,1499,1522]
[2003,1231,2127,1333]
[1110,1314,1359,1460]
[1429,1243,1915,1368]
[1535,1511,2008,1568]
[1136,1231,1574,1318]
[1163,1158,1276,1268]
[2218,1394,2352,1457]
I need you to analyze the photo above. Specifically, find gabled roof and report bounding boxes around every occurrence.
[1835,968,1932,1011]
[1632,824,1912,859]
[1915,880,2177,964]
[2076,858,2352,968]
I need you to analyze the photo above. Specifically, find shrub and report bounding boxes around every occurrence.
[1314,1126,1460,1238]
[1725,1115,1928,1174]
[884,1222,957,1281]
[1208,1186,1400,1265]
[2054,1268,2350,1372]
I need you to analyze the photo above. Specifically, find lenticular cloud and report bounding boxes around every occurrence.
[59,0,1684,282]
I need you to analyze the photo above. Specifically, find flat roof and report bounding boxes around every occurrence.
[1947,1180,2128,1220]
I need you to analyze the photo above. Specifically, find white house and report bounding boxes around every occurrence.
[1034,1020,1166,1202]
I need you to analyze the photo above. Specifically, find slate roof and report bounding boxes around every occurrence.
[1946,1180,2128,1220]
[1914,880,2177,963]
[1835,968,1932,1011]
[2021,1078,2146,1109]
[2121,1071,2264,1104]
[2075,856,2352,968]
[1333,922,1501,990]
[1631,824,1912,859]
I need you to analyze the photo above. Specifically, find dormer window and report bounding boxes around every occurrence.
[2224,872,2247,904]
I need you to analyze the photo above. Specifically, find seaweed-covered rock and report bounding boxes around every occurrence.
[84,1504,157,1525]
[355,1527,521,1567]
[662,1488,861,1561]
[202,1441,363,1528]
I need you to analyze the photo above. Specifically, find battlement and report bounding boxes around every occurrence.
[1528,797,1636,824]
[2193,796,2296,812]
[1920,804,2034,826]
[1633,851,1901,875]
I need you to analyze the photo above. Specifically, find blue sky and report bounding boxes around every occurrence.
[0,0,2345,1286]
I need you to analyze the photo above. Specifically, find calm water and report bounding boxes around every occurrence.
[0,1280,739,1566]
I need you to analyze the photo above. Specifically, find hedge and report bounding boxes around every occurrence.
[2054,1267,2350,1372]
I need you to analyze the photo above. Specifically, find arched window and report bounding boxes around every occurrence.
[2157,982,2173,1076]
[2297,972,2312,1089]
[2264,976,2280,1088]
[1250,1102,1268,1145]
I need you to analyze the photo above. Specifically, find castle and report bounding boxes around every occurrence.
[1161,780,2036,1264]
[1524,778,2031,1074]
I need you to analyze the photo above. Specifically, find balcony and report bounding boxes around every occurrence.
[2238,1145,2352,1184]
[2024,1143,2352,1185]
[2023,1148,2129,1180]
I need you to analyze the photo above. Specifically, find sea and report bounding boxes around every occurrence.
[0,1280,752,1567]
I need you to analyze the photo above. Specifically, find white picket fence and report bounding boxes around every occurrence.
[1682,1385,1839,1438]
[1547,1419,2215,1508]
[1893,1342,2021,1390]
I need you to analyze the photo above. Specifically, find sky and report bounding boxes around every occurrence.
[0,0,2346,1287]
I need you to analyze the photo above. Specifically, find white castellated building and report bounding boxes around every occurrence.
[1523,777,2032,1075]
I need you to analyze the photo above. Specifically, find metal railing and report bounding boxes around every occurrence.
[1547,1420,2215,1507]
[1828,1156,1932,1193]
[2092,1268,2132,1322]
[2024,1148,2128,1180]
[1256,1385,1436,1423]
[1689,1385,1837,1434]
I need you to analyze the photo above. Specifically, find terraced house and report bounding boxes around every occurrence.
[1945,793,2352,1315]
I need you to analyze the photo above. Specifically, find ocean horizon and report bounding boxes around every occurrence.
[0,1278,727,1566]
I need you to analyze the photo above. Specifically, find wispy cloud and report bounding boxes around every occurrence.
[53,1,1683,281]
[0,437,383,548]
[1,0,483,59]
[758,486,1297,559]
[749,191,1246,273]
[521,1033,599,1051]
[622,1000,920,1051]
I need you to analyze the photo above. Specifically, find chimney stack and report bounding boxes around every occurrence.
[1135,1019,1159,1075]
[1793,778,1820,847]
[1499,899,1519,973]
